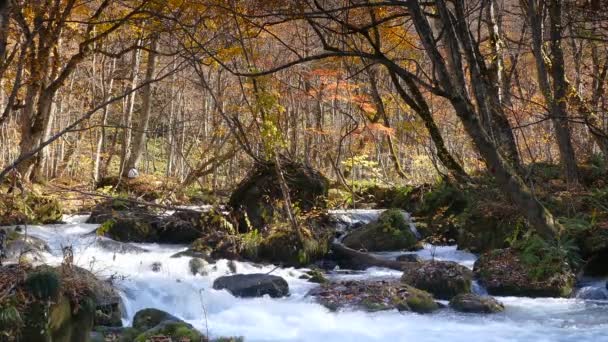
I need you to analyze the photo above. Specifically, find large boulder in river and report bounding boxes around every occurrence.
[401,260,472,300]
[3,228,51,263]
[69,266,123,327]
[130,308,203,341]
[229,160,329,232]
[308,280,439,313]
[449,294,504,313]
[91,199,215,244]
[343,209,419,252]
[212,273,289,298]
[474,248,575,297]
[5,265,97,341]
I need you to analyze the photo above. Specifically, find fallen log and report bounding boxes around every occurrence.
[330,242,414,271]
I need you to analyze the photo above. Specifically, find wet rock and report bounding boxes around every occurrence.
[69,266,123,327]
[189,258,208,276]
[401,261,472,300]
[308,280,438,313]
[449,294,504,313]
[474,248,575,297]
[306,269,328,284]
[229,160,329,231]
[396,254,422,263]
[90,200,211,244]
[4,231,51,263]
[212,273,289,298]
[575,286,608,300]
[133,308,181,331]
[343,209,419,252]
[151,262,162,272]
[96,238,148,254]
[131,308,203,341]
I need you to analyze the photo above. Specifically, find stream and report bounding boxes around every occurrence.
[12,210,608,342]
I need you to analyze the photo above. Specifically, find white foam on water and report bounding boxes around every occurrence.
[7,216,607,342]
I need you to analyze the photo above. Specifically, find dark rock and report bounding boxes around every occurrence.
[229,160,329,231]
[133,308,181,331]
[305,269,328,284]
[343,209,419,252]
[401,261,472,300]
[69,266,123,327]
[213,273,289,298]
[171,249,215,264]
[91,200,211,244]
[449,293,505,313]
[396,254,422,263]
[308,280,438,313]
[575,286,608,300]
[189,258,208,276]
[96,238,148,254]
[151,262,162,272]
[474,248,575,297]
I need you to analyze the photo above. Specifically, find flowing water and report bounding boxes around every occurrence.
[7,211,608,342]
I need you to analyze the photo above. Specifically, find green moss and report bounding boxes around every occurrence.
[306,269,328,284]
[257,227,328,267]
[343,209,418,251]
[0,304,22,332]
[403,286,438,314]
[134,321,202,342]
[25,269,61,301]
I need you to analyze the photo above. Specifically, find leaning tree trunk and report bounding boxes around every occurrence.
[408,0,560,240]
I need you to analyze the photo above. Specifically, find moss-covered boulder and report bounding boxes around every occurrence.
[133,308,181,332]
[308,280,438,313]
[474,248,575,297]
[92,200,224,244]
[4,265,98,342]
[229,160,329,232]
[255,224,330,266]
[449,294,504,313]
[134,320,203,342]
[343,209,419,252]
[130,308,203,342]
[401,261,472,300]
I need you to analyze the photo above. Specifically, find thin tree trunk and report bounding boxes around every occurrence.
[125,36,158,175]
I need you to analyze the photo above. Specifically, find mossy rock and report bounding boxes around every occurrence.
[99,217,158,243]
[449,293,504,313]
[229,160,329,231]
[256,226,329,267]
[474,248,575,297]
[398,285,440,314]
[133,308,181,332]
[343,209,418,252]
[22,293,95,342]
[401,261,472,300]
[130,308,203,342]
[25,269,61,301]
[134,321,203,342]
[309,280,438,313]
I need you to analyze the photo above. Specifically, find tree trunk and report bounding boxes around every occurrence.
[408,0,560,240]
[125,37,158,175]
[119,44,142,176]
[524,0,578,184]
